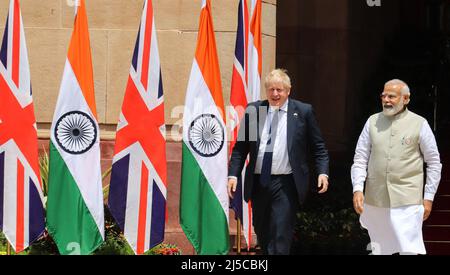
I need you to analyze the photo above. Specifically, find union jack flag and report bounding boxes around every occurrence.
[0,0,45,253]
[108,0,167,255]
[229,0,259,251]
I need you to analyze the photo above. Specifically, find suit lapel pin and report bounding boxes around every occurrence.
[293,113,298,118]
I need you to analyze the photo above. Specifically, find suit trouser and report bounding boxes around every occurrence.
[252,174,299,255]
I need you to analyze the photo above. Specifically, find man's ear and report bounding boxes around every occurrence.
[403,95,410,105]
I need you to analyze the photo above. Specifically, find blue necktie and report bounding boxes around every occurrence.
[260,110,279,187]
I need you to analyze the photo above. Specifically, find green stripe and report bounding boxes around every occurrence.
[180,142,230,255]
[46,142,103,255]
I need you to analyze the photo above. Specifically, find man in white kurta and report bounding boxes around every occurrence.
[351,79,442,255]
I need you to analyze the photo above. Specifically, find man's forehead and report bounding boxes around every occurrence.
[267,81,285,88]
[384,83,404,93]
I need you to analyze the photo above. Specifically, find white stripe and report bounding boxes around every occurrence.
[146,17,162,110]
[123,151,142,253]
[248,0,261,103]
[50,60,104,238]
[243,0,249,25]
[250,0,257,17]
[116,111,128,132]
[136,0,148,81]
[4,144,40,250]
[132,13,164,112]
[2,147,18,249]
[144,174,154,253]
[74,0,79,15]
[183,60,229,220]
[234,57,245,85]
[233,57,247,95]
[0,59,32,108]
[243,202,253,247]
[115,143,167,198]
[18,10,31,96]
[119,142,167,254]
[130,70,163,112]
[201,0,206,9]
[143,155,167,200]
[247,39,260,103]
[0,140,43,203]
[240,163,253,247]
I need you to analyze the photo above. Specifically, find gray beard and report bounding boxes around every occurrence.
[383,102,404,117]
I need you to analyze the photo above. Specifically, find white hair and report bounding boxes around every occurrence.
[385,79,410,96]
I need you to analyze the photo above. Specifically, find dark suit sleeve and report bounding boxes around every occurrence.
[306,105,329,176]
[228,108,251,177]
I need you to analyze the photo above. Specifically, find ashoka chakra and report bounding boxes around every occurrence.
[188,114,224,157]
[55,111,97,155]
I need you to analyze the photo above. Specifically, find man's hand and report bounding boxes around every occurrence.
[227,178,238,199]
[353,191,364,214]
[318,175,329,194]
[423,200,433,221]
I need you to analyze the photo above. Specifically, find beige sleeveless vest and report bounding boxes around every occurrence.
[365,109,425,208]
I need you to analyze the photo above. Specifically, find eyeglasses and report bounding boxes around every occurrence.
[380,93,399,100]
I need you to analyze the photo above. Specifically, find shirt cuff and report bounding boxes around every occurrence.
[424,192,436,202]
[353,184,364,193]
[319,174,329,178]
[228,176,238,181]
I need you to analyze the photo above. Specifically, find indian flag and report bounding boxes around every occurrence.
[180,0,230,255]
[46,0,104,255]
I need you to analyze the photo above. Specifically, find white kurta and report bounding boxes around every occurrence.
[361,204,426,254]
[351,118,442,255]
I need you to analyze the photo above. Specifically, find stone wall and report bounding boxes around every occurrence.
[0,0,276,139]
[3,0,276,255]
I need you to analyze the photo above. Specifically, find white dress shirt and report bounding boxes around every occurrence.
[351,118,442,201]
[254,100,292,175]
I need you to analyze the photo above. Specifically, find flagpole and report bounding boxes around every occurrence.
[6,242,11,255]
[74,0,79,15]
[236,218,241,254]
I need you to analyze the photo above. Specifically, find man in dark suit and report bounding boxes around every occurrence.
[228,69,329,255]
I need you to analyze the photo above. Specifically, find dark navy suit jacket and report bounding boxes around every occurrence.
[228,98,329,204]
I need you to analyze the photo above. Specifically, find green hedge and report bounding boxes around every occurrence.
[0,206,181,255]
[292,157,370,255]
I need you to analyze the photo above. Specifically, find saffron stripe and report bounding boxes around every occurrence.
[12,1,20,86]
[140,1,153,90]
[16,159,24,252]
[67,0,98,118]
[195,0,225,122]
[250,0,262,75]
[137,162,149,254]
